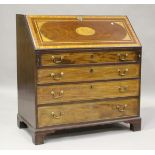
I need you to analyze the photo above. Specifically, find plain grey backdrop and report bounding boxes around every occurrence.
[0,4,155,149]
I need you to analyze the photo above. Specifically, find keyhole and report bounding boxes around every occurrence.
[90,85,93,89]
[90,68,94,73]
[90,55,94,59]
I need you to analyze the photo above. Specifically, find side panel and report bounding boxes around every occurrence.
[16,14,36,128]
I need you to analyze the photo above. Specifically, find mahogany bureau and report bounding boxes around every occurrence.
[16,15,142,145]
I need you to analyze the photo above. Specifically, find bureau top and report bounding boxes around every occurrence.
[26,15,141,50]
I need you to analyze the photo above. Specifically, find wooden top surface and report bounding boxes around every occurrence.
[26,15,141,50]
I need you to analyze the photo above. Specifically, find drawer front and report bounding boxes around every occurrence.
[37,80,139,105]
[40,51,140,66]
[38,98,139,128]
[37,64,140,84]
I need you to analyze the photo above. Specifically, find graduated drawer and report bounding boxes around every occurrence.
[37,79,139,105]
[37,64,140,84]
[40,51,140,66]
[38,98,139,128]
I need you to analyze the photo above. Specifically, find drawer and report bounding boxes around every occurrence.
[37,64,140,84]
[37,79,139,105]
[40,51,140,66]
[38,98,139,128]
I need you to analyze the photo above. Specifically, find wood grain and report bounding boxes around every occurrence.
[40,51,139,66]
[37,64,140,84]
[38,98,139,128]
[17,14,142,145]
[26,15,141,49]
[37,79,139,105]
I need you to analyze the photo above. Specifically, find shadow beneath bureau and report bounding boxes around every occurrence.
[46,122,140,142]
[45,123,129,142]
[17,114,141,145]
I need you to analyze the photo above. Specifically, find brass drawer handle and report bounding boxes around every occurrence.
[50,72,64,80]
[51,90,64,99]
[116,104,128,112]
[51,56,64,64]
[118,53,128,61]
[118,68,128,76]
[119,86,128,93]
[51,112,64,119]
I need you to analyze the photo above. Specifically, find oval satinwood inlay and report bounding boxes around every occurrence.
[75,27,96,36]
